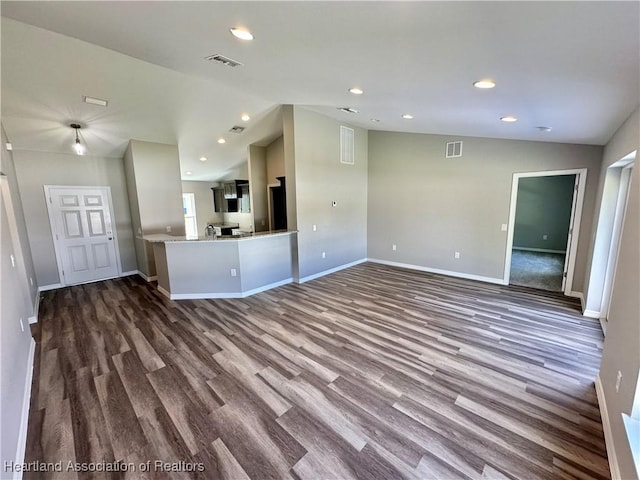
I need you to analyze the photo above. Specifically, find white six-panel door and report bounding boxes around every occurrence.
[45,186,120,286]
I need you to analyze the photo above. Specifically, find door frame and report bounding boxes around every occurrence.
[44,185,122,287]
[600,161,634,322]
[503,168,588,295]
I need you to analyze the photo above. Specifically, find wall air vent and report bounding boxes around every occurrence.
[229,125,245,134]
[340,126,355,165]
[204,54,243,68]
[446,141,463,158]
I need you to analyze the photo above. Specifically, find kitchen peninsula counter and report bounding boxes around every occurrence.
[142,231,296,299]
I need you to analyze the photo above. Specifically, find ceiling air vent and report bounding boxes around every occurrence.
[229,125,245,134]
[340,126,355,165]
[445,141,463,158]
[204,54,243,68]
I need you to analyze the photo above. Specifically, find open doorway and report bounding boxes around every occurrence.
[504,169,587,295]
[584,151,635,331]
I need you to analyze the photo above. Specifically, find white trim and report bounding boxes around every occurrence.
[14,338,36,480]
[367,258,507,285]
[599,318,608,335]
[162,278,293,300]
[37,283,63,293]
[596,375,621,480]
[120,270,138,277]
[567,290,584,309]
[583,309,602,319]
[137,271,158,282]
[297,259,367,284]
[157,285,171,299]
[503,168,587,296]
[512,246,566,254]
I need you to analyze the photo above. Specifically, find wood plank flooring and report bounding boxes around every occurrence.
[24,263,609,479]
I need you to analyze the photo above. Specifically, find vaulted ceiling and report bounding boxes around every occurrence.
[2,1,638,180]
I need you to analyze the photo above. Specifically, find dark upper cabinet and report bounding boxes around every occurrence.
[213,180,249,213]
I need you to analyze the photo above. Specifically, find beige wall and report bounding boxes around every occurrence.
[248,145,268,232]
[594,107,639,480]
[0,127,37,469]
[14,150,137,286]
[181,180,221,235]
[288,106,368,281]
[267,135,285,184]
[124,140,184,276]
[367,131,603,290]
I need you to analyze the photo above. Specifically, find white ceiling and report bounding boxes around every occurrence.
[2,1,638,181]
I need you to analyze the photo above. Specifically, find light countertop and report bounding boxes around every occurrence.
[141,230,295,243]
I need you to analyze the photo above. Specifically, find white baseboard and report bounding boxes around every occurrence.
[596,375,621,480]
[367,258,507,285]
[120,270,138,277]
[512,246,566,254]
[297,259,367,284]
[137,271,157,282]
[567,291,584,309]
[159,278,293,300]
[29,293,40,324]
[37,283,63,293]
[14,338,36,480]
[583,309,602,319]
[157,285,171,299]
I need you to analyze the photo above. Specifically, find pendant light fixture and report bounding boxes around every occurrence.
[70,123,86,155]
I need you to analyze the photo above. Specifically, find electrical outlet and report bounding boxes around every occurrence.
[543,234,548,240]
[454,252,460,259]
[312,224,317,232]
[616,370,623,392]
[392,244,397,251]
[230,268,237,277]
[322,251,326,259]
[166,226,172,233]
[501,224,508,231]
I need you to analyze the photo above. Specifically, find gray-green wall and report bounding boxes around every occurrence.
[14,150,137,286]
[287,106,368,281]
[513,175,576,252]
[367,131,602,290]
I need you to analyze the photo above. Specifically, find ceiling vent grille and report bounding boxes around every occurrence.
[446,141,463,158]
[340,126,355,165]
[204,54,243,68]
[229,125,245,134]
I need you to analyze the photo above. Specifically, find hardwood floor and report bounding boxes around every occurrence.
[24,262,609,479]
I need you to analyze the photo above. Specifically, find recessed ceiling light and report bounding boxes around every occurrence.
[402,114,414,119]
[185,171,192,176]
[500,115,518,123]
[199,156,207,162]
[217,138,226,144]
[349,87,364,95]
[83,95,109,107]
[230,28,254,41]
[5,142,12,151]
[473,80,496,89]
[370,118,380,123]
[536,126,552,132]
[241,113,251,122]
[338,107,359,114]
